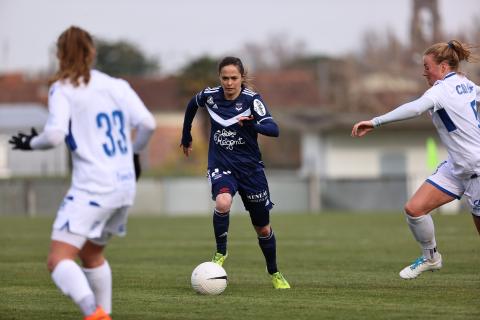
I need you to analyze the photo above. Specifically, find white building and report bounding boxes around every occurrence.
[0,104,68,177]
[278,110,461,213]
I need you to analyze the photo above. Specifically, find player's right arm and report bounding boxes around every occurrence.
[351,95,434,138]
[30,84,70,149]
[180,91,204,157]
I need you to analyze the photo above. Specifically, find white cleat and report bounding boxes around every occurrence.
[399,254,442,279]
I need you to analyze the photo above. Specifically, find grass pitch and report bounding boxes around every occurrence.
[1,212,479,319]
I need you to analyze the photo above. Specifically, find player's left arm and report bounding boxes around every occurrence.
[239,95,279,137]
[121,80,156,180]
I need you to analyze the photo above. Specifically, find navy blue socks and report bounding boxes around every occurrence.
[213,209,229,255]
[258,228,278,274]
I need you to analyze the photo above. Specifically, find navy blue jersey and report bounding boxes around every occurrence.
[193,86,277,177]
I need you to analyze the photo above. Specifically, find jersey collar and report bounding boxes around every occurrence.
[444,72,456,79]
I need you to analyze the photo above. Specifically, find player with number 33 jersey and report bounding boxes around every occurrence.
[9,26,156,320]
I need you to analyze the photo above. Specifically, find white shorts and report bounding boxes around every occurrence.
[51,188,130,249]
[427,160,480,216]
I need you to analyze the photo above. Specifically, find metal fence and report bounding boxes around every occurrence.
[0,173,436,216]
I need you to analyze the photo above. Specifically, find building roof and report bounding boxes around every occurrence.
[126,76,181,111]
[0,73,48,105]
[0,67,428,116]
[252,69,325,108]
[275,108,434,133]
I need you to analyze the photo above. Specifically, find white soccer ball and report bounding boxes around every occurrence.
[191,262,228,295]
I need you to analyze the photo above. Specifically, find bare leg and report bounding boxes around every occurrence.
[47,240,97,316]
[404,182,455,259]
[472,215,480,235]
[47,240,80,272]
[79,241,105,268]
[405,182,456,217]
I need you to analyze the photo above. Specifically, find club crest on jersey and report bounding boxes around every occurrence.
[235,103,243,111]
[207,96,214,105]
[253,99,266,116]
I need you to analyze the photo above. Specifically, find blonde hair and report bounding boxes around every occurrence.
[424,39,479,71]
[49,26,95,87]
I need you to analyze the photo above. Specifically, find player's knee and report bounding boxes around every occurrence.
[78,242,106,268]
[215,193,232,213]
[404,202,426,217]
[80,255,105,268]
[256,225,271,237]
[47,254,63,272]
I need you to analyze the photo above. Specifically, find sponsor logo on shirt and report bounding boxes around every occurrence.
[246,190,269,203]
[207,96,214,105]
[473,199,480,209]
[213,129,245,150]
[117,171,135,182]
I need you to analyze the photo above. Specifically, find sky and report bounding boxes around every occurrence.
[1,0,479,75]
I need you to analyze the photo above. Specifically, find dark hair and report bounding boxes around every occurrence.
[424,39,478,71]
[218,56,252,89]
[49,26,96,87]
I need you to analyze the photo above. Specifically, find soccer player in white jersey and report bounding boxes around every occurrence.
[9,26,156,319]
[351,40,480,279]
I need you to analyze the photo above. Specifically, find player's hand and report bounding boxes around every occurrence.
[181,142,193,157]
[351,120,374,137]
[238,115,254,127]
[9,127,38,150]
[133,153,141,181]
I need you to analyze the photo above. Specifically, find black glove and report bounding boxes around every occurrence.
[9,127,38,150]
[133,153,141,181]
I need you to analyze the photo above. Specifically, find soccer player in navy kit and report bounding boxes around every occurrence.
[181,56,290,289]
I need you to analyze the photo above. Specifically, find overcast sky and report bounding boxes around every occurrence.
[1,0,479,75]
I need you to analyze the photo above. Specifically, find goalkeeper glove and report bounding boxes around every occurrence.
[133,153,141,181]
[9,127,38,150]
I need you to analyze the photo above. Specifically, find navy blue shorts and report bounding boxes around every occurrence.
[208,168,274,227]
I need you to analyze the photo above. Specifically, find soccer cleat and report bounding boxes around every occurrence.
[84,306,111,320]
[271,271,291,289]
[399,254,442,279]
[212,252,228,266]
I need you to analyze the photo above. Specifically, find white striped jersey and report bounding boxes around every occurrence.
[46,70,153,197]
[424,72,480,177]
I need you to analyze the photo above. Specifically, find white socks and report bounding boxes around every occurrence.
[83,260,112,314]
[405,213,440,260]
[51,259,112,315]
[51,259,96,316]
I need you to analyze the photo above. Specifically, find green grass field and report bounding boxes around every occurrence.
[1,212,479,320]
